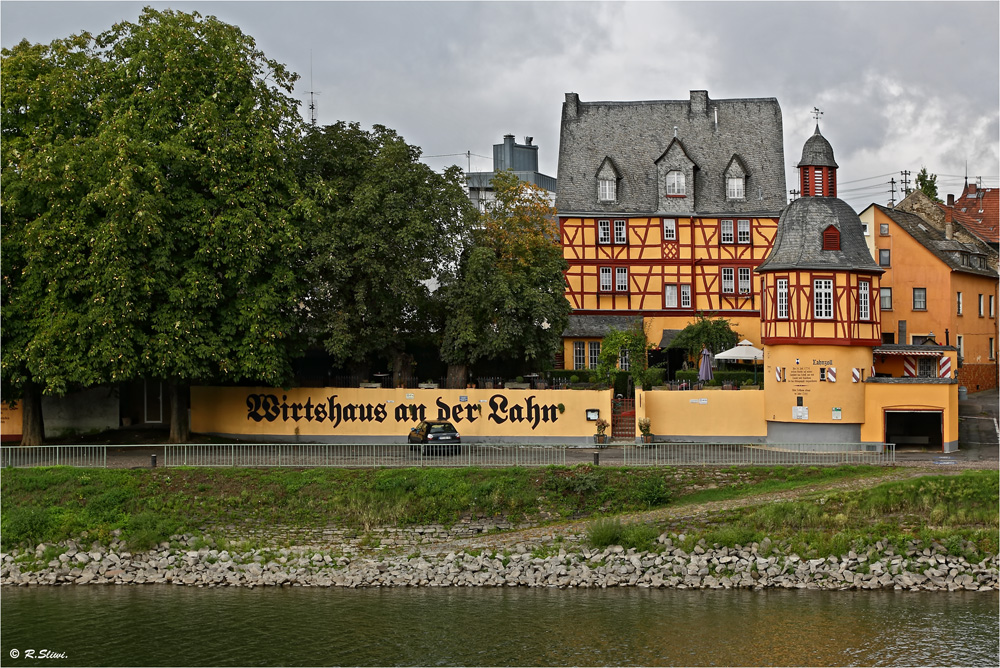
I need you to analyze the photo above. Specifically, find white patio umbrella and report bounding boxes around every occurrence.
[714,340,763,383]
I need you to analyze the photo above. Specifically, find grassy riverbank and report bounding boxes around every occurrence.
[2,465,996,561]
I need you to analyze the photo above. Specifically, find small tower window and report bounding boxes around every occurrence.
[598,178,616,202]
[822,225,840,251]
[727,177,745,199]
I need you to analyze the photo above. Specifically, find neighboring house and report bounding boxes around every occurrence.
[892,188,999,269]
[950,182,998,252]
[465,134,556,212]
[858,202,998,391]
[556,90,787,375]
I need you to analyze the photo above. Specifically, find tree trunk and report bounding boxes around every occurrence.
[392,351,414,388]
[167,382,191,443]
[446,364,468,389]
[20,381,45,446]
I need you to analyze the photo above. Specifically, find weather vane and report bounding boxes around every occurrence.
[811,107,824,122]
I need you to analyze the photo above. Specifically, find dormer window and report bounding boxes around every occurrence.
[665,170,685,195]
[727,177,745,199]
[595,157,621,203]
[822,225,840,251]
[598,178,616,202]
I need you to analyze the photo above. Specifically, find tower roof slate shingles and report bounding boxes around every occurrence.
[757,197,883,273]
[556,91,786,216]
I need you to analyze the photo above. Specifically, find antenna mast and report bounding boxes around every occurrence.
[308,51,318,127]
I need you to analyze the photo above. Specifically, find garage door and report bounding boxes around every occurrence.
[885,411,943,451]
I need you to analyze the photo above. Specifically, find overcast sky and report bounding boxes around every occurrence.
[3,1,998,211]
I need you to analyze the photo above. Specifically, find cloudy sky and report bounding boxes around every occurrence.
[3,1,998,211]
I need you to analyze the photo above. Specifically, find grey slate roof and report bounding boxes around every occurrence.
[756,197,883,273]
[562,314,643,338]
[799,125,838,168]
[874,205,997,278]
[556,91,786,216]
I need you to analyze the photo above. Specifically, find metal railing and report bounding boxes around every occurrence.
[1,445,107,468]
[622,442,896,467]
[161,443,568,469]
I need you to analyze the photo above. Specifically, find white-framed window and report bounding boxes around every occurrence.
[663,218,676,241]
[619,348,630,371]
[573,342,586,370]
[721,220,734,244]
[737,219,751,244]
[913,288,927,311]
[991,295,996,318]
[588,341,601,369]
[957,291,963,315]
[598,178,616,202]
[979,294,984,317]
[879,249,891,267]
[722,267,735,294]
[615,267,628,292]
[777,279,789,319]
[666,170,685,195]
[614,219,627,245]
[664,284,678,308]
[599,266,613,292]
[727,176,745,199]
[598,220,611,245]
[880,287,892,310]
[738,267,751,294]
[680,284,692,308]
[862,222,870,236]
[859,281,870,321]
[814,279,834,319]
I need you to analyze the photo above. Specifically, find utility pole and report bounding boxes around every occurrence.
[888,178,897,208]
[900,170,911,196]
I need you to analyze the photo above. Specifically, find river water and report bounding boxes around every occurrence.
[2,586,997,666]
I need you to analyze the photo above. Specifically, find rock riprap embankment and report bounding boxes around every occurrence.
[3,533,996,592]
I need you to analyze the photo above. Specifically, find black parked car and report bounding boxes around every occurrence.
[408,420,461,455]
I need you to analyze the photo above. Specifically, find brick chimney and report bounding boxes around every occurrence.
[945,210,954,240]
[947,193,954,206]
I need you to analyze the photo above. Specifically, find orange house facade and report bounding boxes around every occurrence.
[556,91,787,370]
[861,204,998,391]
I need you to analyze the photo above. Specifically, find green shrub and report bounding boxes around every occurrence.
[2,506,51,547]
[620,523,659,551]
[587,518,623,548]
[124,511,179,551]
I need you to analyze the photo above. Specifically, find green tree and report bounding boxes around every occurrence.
[296,122,475,382]
[915,167,940,202]
[594,321,655,392]
[438,171,569,383]
[2,9,306,443]
[667,314,740,362]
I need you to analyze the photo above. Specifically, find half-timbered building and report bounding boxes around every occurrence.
[556,91,787,372]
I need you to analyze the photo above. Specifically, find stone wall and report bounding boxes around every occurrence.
[957,363,998,391]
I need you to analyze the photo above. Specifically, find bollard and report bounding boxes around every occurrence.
[593,452,600,466]
[151,454,157,468]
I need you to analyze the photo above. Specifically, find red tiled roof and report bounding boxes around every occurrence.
[950,184,998,244]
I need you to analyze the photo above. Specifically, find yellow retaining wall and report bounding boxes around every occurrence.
[641,389,767,441]
[191,387,613,442]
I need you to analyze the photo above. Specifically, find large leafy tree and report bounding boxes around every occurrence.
[668,314,740,361]
[438,171,569,383]
[594,321,656,392]
[296,122,474,380]
[2,9,306,443]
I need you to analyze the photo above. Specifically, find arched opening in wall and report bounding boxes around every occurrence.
[884,410,943,452]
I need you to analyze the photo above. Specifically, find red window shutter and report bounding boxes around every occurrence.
[823,225,840,251]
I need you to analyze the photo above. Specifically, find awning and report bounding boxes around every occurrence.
[658,329,682,348]
[873,347,944,357]
[715,339,764,361]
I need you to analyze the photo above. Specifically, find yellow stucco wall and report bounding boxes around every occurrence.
[764,344,873,423]
[641,389,767,438]
[860,383,958,445]
[190,387,613,440]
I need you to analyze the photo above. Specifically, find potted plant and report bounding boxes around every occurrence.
[506,375,530,389]
[638,417,652,444]
[594,418,610,446]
